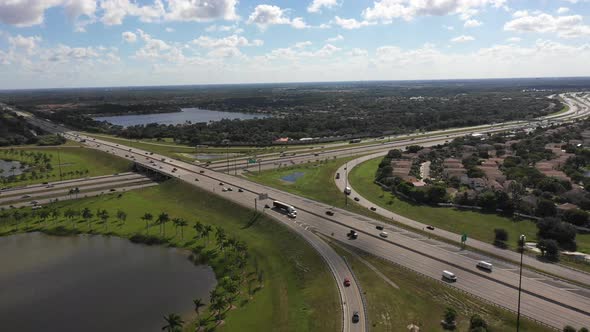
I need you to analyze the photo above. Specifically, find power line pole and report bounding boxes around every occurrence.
[516,234,526,332]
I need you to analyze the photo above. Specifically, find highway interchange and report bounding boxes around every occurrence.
[11,92,590,330]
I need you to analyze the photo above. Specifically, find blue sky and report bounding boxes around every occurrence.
[1,0,590,89]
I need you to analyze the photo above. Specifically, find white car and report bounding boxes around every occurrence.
[379,231,388,238]
[222,187,228,192]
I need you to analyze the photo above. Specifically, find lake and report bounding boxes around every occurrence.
[94,108,269,127]
[0,159,25,177]
[0,232,216,332]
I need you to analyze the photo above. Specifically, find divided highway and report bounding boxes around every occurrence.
[11,92,590,329]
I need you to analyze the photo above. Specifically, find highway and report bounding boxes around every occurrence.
[10,91,590,329]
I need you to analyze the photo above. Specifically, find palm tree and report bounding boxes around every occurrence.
[50,209,60,223]
[202,225,212,246]
[157,212,169,237]
[172,218,182,237]
[116,210,127,226]
[161,313,184,332]
[193,298,205,318]
[141,212,153,233]
[99,210,110,230]
[193,221,204,239]
[82,207,93,229]
[178,219,188,239]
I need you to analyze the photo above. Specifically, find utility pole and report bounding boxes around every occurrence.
[344,162,348,206]
[226,143,230,174]
[57,146,63,181]
[516,234,526,332]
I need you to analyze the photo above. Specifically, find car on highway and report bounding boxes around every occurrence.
[442,270,457,282]
[326,210,334,216]
[375,225,384,230]
[194,178,199,181]
[335,173,340,179]
[32,205,42,210]
[477,261,493,271]
[199,170,205,173]
[426,225,435,230]
[46,184,54,188]
[227,187,233,191]
[30,201,38,205]
[353,197,360,201]
[222,188,228,192]
[347,229,358,239]
[238,188,244,192]
[219,182,224,186]
[370,207,376,211]
[343,278,351,287]
[352,311,360,323]
[379,231,388,238]
[21,194,31,198]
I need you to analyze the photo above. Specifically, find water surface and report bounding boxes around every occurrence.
[0,232,216,332]
[0,159,26,177]
[94,108,268,127]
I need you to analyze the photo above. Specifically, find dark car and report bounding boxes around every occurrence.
[370,207,377,211]
[426,225,435,230]
[376,225,384,230]
[343,278,351,287]
[347,230,358,239]
[352,311,360,323]
[238,188,244,192]
[353,197,360,201]
[194,178,199,181]
[326,210,334,216]
[219,182,224,186]
[199,170,205,173]
[264,204,270,209]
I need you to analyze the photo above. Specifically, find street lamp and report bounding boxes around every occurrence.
[344,162,349,206]
[516,234,526,332]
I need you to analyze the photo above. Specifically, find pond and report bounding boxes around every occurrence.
[94,108,269,127]
[0,232,216,332]
[0,159,26,177]
[281,171,306,183]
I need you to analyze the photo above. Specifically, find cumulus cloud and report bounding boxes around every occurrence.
[9,35,42,55]
[192,34,263,58]
[349,48,368,57]
[0,0,96,27]
[464,19,482,28]
[122,31,137,43]
[451,35,475,43]
[362,0,507,22]
[164,0,238,22]
[333,16,372,29]
[307,0,338,13]
[506,37,521,43]
[504,12,590,38]
[557,7,570,14]
[264,42,342,61]
[326,34,344,42]
[247,4,308,29]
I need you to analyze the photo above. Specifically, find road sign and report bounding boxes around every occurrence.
[461,233,468,243]
[248,158,257,164]
[258,193,268,200]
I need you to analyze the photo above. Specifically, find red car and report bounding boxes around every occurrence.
[344,278,351,287]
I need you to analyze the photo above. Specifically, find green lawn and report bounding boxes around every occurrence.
[331,242,553,332]
[349,157,590,253]
[0,145,132,188]
[0,180,340,332]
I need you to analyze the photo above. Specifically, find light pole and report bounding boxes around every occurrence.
[516,234,526,332]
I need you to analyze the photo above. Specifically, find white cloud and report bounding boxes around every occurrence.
[294,41,312,48]
[122,31,137,43]
[349,48,368,57]
[164,0,238,22]
[264,42,341,61]
[9,35,42,55]
[192,35,263,48]
[247,4,308,29]
[326,34,344,42]
[506,37,521,43]
[451,35,475,43]
[100,0,164,25]
[362,0,507,23]
[504,13,590,38]
[0,0,96,27]
[334,16,372,29]
[557,7,570,14]
[464,19,482,28]
[307,0,338,13]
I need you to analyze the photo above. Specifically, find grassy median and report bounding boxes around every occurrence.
[0,143,132,188]
[0,180,340,332]
[330,241,553,332]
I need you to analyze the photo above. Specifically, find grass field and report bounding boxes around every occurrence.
[0,144,132,188]
[349,157,590,253]
[0,180,340,332]
[331,241,553,332]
